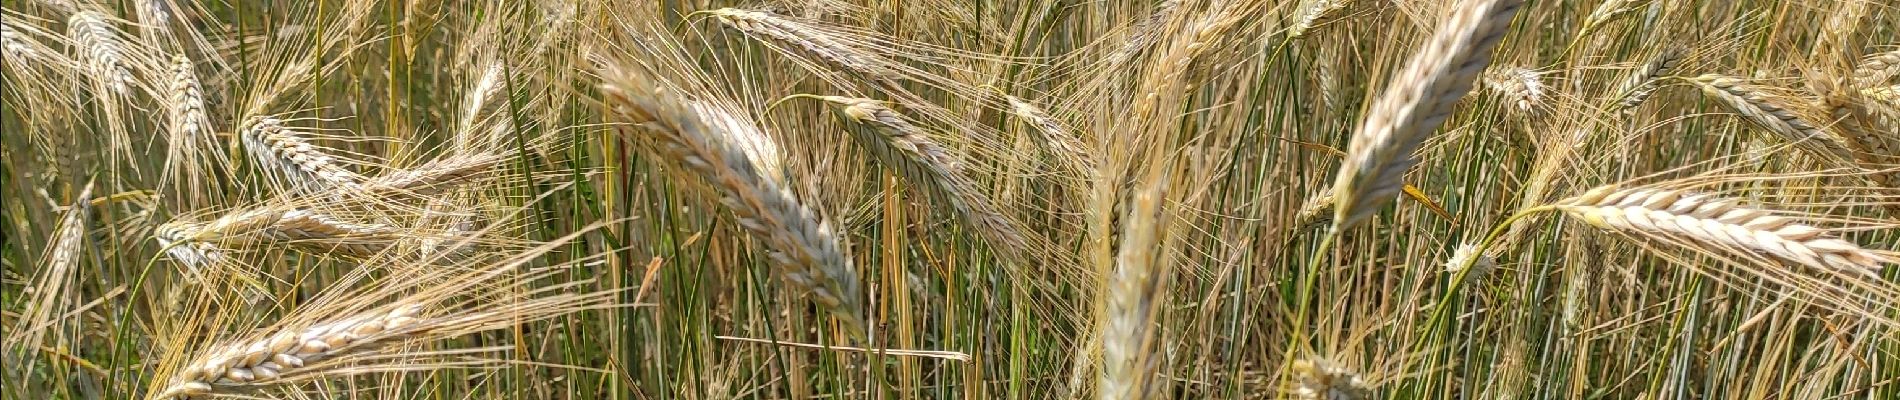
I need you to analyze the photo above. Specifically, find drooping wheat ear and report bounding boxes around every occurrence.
[2,20,37,61]
[362,153,506,196]
[1482,66,1544,113]
[1681,74,1858,163]
[1853,49,1900,90]
[700,8,893,80]
[1291,357,1373,400]
[1330,0,1522,231]
[7,183,92,353]
[805,95,1046,267]
[454,62,507,153]
[156,220,224,271]
[241,118,367,190]
[173,207,394,259]
[1098,173,1171,400]
[1578,0,1651,38]
[153,304,427,400]
[1288,0,1350,39]
[1552,185,1893,277]
[1003,94,1094,175]
[1612,48,1682,111]
[166,55,210,139]
[598,64,863,336]
[68,11,134,96]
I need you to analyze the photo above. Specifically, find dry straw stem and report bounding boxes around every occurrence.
[1853,49,1899,89]
[1681,74,1858,164]
[1611,48,1682,111]
[1330,0,1521,231]
[241,117,368,190]
[1551,184,1894,278]
[6,182,93,354]
[1482,66,1544,113]
[597,61,864,336]
[1097,170,1171,400]
[149,231,621,400]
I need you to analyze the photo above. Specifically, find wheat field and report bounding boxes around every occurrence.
[3,0,1898,399]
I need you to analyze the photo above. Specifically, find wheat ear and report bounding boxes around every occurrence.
[166,207,394,259]
[1292,357,1373,400]
[1330,0,1522,230]
[1288,0,1351,39]
[241,118,367,190]
[598,64,864,336]
[1681,74,1858,163]
[153,304,426,399]
[68,11,135,96]
[1611,48,1682,111]
[701,9,893,80]
[1552,185,1892,277]
[1482,66,1544,113]
[7,182,93,353]
[1852,49,1898,90]
[1003,94,1094,175]
[361,153,507,196]
[1098,172,1171,400]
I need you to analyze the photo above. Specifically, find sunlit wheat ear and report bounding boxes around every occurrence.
[699,8,893,79]
[1291,357,1373,400]
[1611,48,1683,111]
[597,63,864,336]
[1098,173,1170,400]
[148,236,621,400]
[7,183,92,353]
[1294,186,1338,229]
[1552,185,1893,278]
[1330,0,1522,231]
[1853,49,1898,89]
[241,117,367,190]
[68,11,135,96]
[361,153,507,196]
[168,207,395,259]
[1288,0,1351,39]
[2,21,38,61]
[1681,74,1858,163]
[1482,66,1544,113]
[1578,0,1651,38]
[1003,94,1093,175]
[155,220,224,272]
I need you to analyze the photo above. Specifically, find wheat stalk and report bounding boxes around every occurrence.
[1682,74,1858,163]
[597,62,864,336]
[68,11,134,96]
[1097,171,1170,400]
[1552,185,1892,277]
[1611,48,1682,111]
[241,118,367,190]
[1330,0,1522,230]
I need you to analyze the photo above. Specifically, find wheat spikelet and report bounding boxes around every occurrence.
[1097,172,1170,400]
[166,55,210,141]
[1682,74,1858,163]
[597,62,863,335]
[1612,48,1682,111]
[1291,357,1372,400]
[1553,185,1892,277]
[701,9,893,80]
[1443,242,1496,278]
[1852,49,1898,89]
[241,118,367,190]
[166,207,393,259]
[1288,0,1350,39]
[156,220,224,270]
[68,11,134,96]
[1330,0,1522,230]
[152,304,426,399]
[1483,66,1544,113]
[362,153,506,196]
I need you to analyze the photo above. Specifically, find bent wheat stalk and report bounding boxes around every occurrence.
[597,62,864,336]
[1331,0,1522,230]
